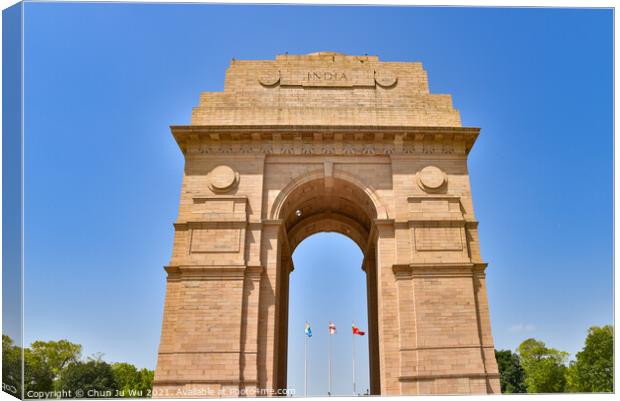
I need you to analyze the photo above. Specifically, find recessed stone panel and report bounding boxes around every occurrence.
[190,228,240,253]
[415,226,463,251]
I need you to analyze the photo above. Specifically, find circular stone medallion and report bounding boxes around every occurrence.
[374,70,398,88]
[417,166,447,192]
[258,70,280,86]
[209,165,238,192]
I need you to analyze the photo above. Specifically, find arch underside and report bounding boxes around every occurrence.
[279,176,379,254]
[288,214,368,256]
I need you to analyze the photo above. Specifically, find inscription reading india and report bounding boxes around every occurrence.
[307,71,348,81]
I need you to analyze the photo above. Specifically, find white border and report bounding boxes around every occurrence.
[0,1,615,401]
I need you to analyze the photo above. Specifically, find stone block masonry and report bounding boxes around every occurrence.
[153,52,500,397]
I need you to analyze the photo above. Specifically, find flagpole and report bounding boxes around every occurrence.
[328,331,332,396]
[304,333,308,397]
[352,327,356,396]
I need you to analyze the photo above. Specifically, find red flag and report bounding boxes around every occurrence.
[352,323,365,336]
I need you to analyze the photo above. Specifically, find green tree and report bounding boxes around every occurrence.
[517,338,568,393]
[57,359,117,398]
[24,348,54,393]
[137,368,154,393]
[566,325,613,392]
[495,349,526,393]
[111,363,139,395]
[111,363,154,397]
[29,339,82,383]
[2,335,23,398]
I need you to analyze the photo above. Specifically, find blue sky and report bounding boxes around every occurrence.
[16,2,612,396]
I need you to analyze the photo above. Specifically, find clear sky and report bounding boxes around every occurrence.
[19,2,612,396]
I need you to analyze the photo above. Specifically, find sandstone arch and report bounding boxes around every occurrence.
[154,53,500,397]
[269,174,384,394]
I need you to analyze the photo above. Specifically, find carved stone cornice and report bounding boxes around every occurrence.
[244,265,264,279]
[171,125,480,157]
[392,262,488,279]
[395,219,480,226]
[152,379,259,386]
[399,372,500,382]
[164,265,247,281]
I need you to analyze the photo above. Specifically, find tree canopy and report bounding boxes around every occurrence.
[30,339,82,381]
[2,335,22,398]
[57,359,118,398]
[2,336,154,398]
[111,363,154,397]
[566,325,613,392]
[24,347,54,392]
[495,349,526,393]
[517,338,568,393]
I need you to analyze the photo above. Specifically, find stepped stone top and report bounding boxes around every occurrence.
[189,53,463,127]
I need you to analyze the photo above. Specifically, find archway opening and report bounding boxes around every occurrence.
[286,232,370,396]
[272,175,382,395]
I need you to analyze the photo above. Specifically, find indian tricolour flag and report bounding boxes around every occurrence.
[305,322,312,337]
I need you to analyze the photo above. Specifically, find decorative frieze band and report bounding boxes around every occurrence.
[182,141,465,157]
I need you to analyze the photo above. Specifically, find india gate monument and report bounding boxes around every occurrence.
[153,52,501,396]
